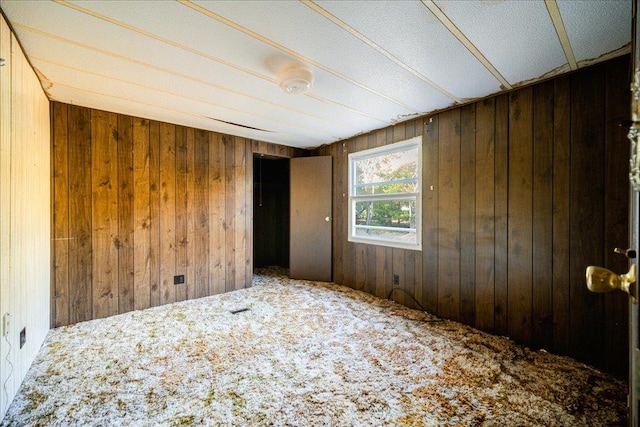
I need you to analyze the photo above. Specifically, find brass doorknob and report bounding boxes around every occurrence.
[585,264,636,294]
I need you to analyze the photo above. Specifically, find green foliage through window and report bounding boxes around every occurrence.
[348,137,422,250]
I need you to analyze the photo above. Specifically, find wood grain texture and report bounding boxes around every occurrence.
[460,104,476,325]
[68,106,93,324]
[507,87,534,344]
[493,94,509,336]
[148,121,161,307]
[133,117,151,310]
[52,103,70,327]
[194,129,209,299]
[552,77,571,356]
[91,110,119,319]
[117,115,135,313]
[209,133,225,296]
[474,98,495,332]
[159,122,176,305]
[532,82,554,351]
[233,137,247,291]
[343,139,356,288]
[422,116,439,315]
[437,109,461,321]
[175,126,189,302]
[569,65,605,368]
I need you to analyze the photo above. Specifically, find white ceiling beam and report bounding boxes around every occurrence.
[545,0,578,71]
[421,0,512,90]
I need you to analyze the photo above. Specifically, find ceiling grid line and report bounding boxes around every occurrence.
[177,0,422,113]
[300,0,461,104]
[9,21,383,130]
[30,54,341,139]
[421,0,512,90]
[544,0,578,71]
[55,0,273,82]
[54,0,392,126]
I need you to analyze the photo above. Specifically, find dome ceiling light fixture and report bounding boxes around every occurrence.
[277,64,313,95]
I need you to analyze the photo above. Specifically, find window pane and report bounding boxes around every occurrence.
[354,146,418,195]
[355,199,416,229]
[348,136,422,250]
[355,180,417,195]
[354,226,417,243]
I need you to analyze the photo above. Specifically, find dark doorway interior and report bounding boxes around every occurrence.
[253,155,290,268]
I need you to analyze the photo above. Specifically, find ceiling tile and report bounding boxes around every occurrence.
[315,0,502,99]
[434,0,567,86]
[558,0,631,65]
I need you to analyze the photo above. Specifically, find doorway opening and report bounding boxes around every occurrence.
[253,155,290,269]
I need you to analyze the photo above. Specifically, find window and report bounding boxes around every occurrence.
[348,136,422,250]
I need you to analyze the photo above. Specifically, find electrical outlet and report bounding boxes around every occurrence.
[2,313,10,337]
[393,274,400,285]
[19,327,26,349]
[174,274,185,285]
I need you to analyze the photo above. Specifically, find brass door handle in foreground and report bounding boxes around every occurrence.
[586,264,636,294]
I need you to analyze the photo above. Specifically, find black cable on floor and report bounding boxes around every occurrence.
[387,287,425,311]
[386,287,443,323]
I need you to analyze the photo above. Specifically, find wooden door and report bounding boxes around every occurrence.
[290,156,332,281]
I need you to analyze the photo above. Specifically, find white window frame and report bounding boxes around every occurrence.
[348,136,422,251]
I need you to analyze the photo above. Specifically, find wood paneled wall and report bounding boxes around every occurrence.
[315,55,631,378]
[51,102,305,327]
[0,14,51,418]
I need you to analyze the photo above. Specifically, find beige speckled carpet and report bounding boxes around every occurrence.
[1,268,627,426]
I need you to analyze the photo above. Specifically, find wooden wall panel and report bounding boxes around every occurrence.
[437,109,461,321]
[133,117,151,310]
[194,129,209,299]
[532,81,554,351]
[474,98,495,332]
[51,104,304,329]
[314,55,631,378]
[148,121,161,308]
[52,104,70,327]
[209,133,225,296]
[224,135,237,292]
[91,110,119,320]
[67,106,93,324]
[459,104,476,325]
[493,94,510,337]
[159,122,177,306]
[507,87,533,345]
[117,115,134,313]
[569,65,606,368]
[423,116,439,315]
[552,76,571,356]
[1,16,51,417]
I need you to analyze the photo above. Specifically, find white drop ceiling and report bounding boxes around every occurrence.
[0,0,632,149]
